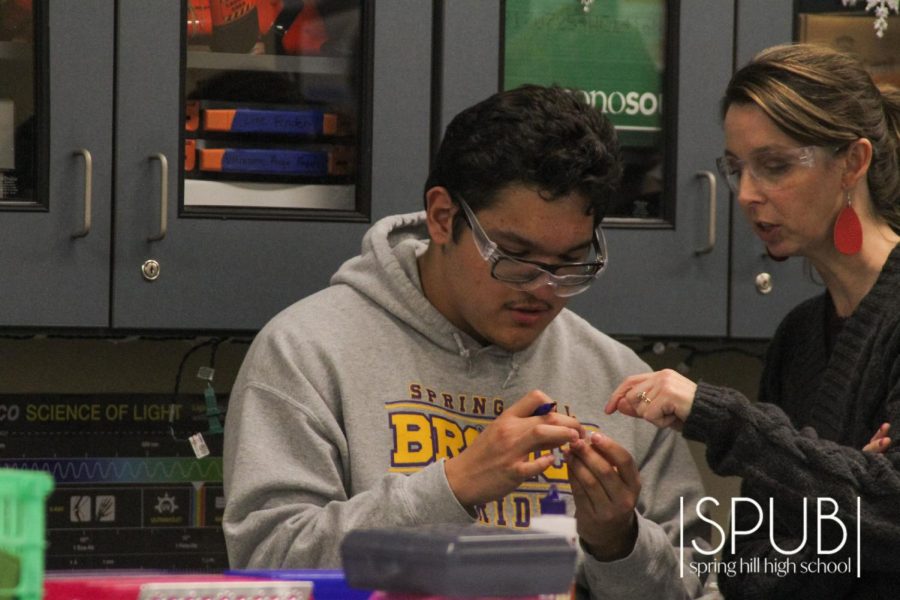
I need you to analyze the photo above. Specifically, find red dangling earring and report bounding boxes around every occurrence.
[834,190,863,255]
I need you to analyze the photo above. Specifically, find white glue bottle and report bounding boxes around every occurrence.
[531,485,578,600]
[530,484,578,547]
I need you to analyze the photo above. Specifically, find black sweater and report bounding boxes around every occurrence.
[683,245,900,600]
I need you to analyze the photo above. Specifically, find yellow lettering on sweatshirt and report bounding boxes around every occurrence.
[390,412,434,464]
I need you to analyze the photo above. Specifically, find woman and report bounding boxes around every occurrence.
[606,44,900,598]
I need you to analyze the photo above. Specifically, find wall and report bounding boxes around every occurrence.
[0,336,256,569]
[0,336,249,395]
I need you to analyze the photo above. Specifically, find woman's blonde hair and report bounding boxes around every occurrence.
[723,43,900,232]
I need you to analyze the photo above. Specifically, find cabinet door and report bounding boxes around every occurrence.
[439,0,733,336]
[0,1,114,327]
[728,0,824,338]
[113,1,432,331]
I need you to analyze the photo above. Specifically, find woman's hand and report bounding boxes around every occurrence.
[604,369,697,431]
[863,422,891,453]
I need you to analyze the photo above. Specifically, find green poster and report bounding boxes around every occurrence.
[504,0,665,148]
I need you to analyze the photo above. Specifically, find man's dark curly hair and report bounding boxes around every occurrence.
[424,84,622,240]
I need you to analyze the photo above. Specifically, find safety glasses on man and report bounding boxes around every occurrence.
[457,197,608,298]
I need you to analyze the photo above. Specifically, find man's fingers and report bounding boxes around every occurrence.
[568,454,601,518]
[586,432,640,492]
[506,390,557,417]
[538,411,585,438]
[517,452,557,479]
[530,423,581,450]
[567,437,629,505]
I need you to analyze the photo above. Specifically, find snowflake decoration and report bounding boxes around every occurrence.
[842,0,900,37]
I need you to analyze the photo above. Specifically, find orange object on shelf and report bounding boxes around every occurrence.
[187,0,213,39]
[185,101,201,132]
[184,140,197,172]
[256,0,284,35]
[209,0,259,53]
[281,0,328,55]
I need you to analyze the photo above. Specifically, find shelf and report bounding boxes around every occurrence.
[184,179,355,210]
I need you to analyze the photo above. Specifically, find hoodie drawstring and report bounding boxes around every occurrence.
[503,358,520,389]
[452,332,473,375]
[453,332,521,387]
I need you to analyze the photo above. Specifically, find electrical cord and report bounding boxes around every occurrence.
[168,337,223,442]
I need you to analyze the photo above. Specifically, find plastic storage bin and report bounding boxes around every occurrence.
[340,523,576,597]
[0,468,54,600]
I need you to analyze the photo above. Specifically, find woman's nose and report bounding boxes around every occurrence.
[736,170,765,207]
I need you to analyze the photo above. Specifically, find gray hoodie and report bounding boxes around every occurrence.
[223,212,710,599]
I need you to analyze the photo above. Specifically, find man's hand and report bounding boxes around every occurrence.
[444,390,583,507]
[566,432,641,561]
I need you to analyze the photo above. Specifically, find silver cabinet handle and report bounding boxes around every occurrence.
[148,153,168,242]
[694,170,717,255]
[71,149,93,238]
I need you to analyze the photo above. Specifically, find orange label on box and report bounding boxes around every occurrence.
[203,109,237,132]
[199,149,226,172]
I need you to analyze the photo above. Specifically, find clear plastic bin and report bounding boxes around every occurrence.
[0,468,54,600]
[341,524,576,597]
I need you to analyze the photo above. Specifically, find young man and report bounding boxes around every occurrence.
[223,85,709,598]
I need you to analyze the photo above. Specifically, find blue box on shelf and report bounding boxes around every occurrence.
[228,568,371,600]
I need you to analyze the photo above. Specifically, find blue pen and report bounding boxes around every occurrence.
[532,402,557,416]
